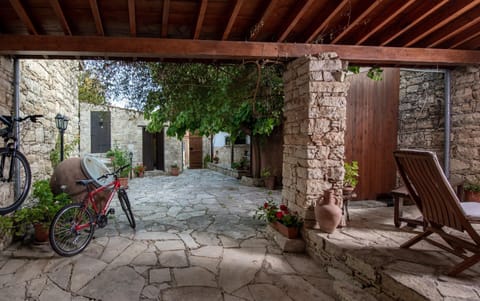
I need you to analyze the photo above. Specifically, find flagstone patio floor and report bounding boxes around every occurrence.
[0,169,478,300]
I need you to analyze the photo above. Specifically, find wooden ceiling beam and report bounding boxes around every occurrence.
[404,1,480,47]
[9,0,38,35]
[128,0,136,36]
[429,15,480,48]
[277,0,315,43]
[356,0,416,45]
[89,0,104,36]
[380,0,449,46]
[49,0,71,35]
[1,35,479,66]
[222,0,245,40]
[306,0,349,43]
[162,0,170,37]
[450,30,480,49]
[249,0,277,41]
[332,0,383,44]
[194,0,208,39]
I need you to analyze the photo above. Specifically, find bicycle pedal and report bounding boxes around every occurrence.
[107,208,115,215]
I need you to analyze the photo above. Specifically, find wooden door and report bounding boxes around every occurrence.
[142,128,165,171]
[188,136,203,169]
[345,68,399,200]
[91,111,111,153]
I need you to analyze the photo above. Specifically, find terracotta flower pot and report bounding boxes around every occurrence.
[34,223,49,243]
[264,176,276,190]
[171,167,179,176]
[271,221,299,239]
[465,190,480,202]
[119,177,129,188]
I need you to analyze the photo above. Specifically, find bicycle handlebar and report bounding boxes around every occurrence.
[17,115,43,123]
[96,164,130,181]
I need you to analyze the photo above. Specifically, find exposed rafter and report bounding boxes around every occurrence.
[49,0,71,35]
[88,0,104,36]
[1,35,479,66]
[9,0,38,35]
[429,15,480,48]
[380,0,448,46]
[451,30,480,49]
[355,0,416,45]
[194,0,208,39]
[404,1,480,47]
[222,0,244,40]
[128,0,136,36]
[162,0,170,37]
[306,0,349,43]
[332,0,382,43]
[249,0,277,41]
[277,0,315,43]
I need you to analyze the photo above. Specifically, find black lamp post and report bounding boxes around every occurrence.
[55,114,69,162]
[129,151,133,179]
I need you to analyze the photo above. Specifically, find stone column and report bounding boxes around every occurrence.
[282,53,349,226]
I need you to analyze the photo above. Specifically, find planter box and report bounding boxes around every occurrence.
[271,221,299,239]
[465,190,480,202]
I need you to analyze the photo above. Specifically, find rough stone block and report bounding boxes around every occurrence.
[266,224,305,253]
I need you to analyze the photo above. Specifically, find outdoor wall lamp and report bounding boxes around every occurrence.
[55,113,69,162]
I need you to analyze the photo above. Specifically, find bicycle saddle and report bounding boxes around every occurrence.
[76,179,96,186]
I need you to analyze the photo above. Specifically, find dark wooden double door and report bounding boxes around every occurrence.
[142,128,164,171]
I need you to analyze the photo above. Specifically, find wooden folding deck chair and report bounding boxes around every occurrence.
[394,149,480,276]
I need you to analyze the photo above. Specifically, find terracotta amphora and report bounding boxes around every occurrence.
[314,189,342,234]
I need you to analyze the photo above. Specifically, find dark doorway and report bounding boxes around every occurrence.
[188,135,203,169]
[142,128,165,171]
[345,68,399,200]
[91,111,111,153]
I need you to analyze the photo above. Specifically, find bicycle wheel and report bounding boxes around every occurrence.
[0,149,31,215]
[49,203,95,257]
[118,189,136,229]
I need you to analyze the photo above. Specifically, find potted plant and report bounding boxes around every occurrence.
[134,163,145,177]
[0,180,71,243]
[261,168,276,190]
[106,147,131,186]
[343,161,359,195]
[464,182,480,202]
[254,199,303,239]
[170,163,180,176]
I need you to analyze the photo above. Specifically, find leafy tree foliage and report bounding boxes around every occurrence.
[78,71,107,105]
[83,60,159,110]
[82,60,284,142]
[145,61,284,140]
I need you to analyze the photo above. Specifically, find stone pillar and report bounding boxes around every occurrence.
[282,53,349,226]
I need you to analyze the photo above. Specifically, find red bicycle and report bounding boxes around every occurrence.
[49,165,135,256]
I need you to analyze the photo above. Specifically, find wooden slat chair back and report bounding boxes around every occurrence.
[394,149,480,276]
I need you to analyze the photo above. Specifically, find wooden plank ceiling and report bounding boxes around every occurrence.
[0,0,479,65]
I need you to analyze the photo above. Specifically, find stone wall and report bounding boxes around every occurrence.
[397,67,480,184]
[0,57,14,114]
[79,103,146,166]
[164,133,182,171]
[451,66,480,183]
[79,103,183,171]
[214,145,249,168]
[398,70,445,162]
[282,54,348,223]
[0,58,80,184]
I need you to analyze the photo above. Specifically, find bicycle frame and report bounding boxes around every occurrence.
[75,177,121,231]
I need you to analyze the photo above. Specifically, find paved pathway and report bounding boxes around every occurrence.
[0,170,338,301]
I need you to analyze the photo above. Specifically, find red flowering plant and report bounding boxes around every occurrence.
[254,199,303,228]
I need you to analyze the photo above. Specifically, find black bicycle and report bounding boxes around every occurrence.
[0,114,42,215]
